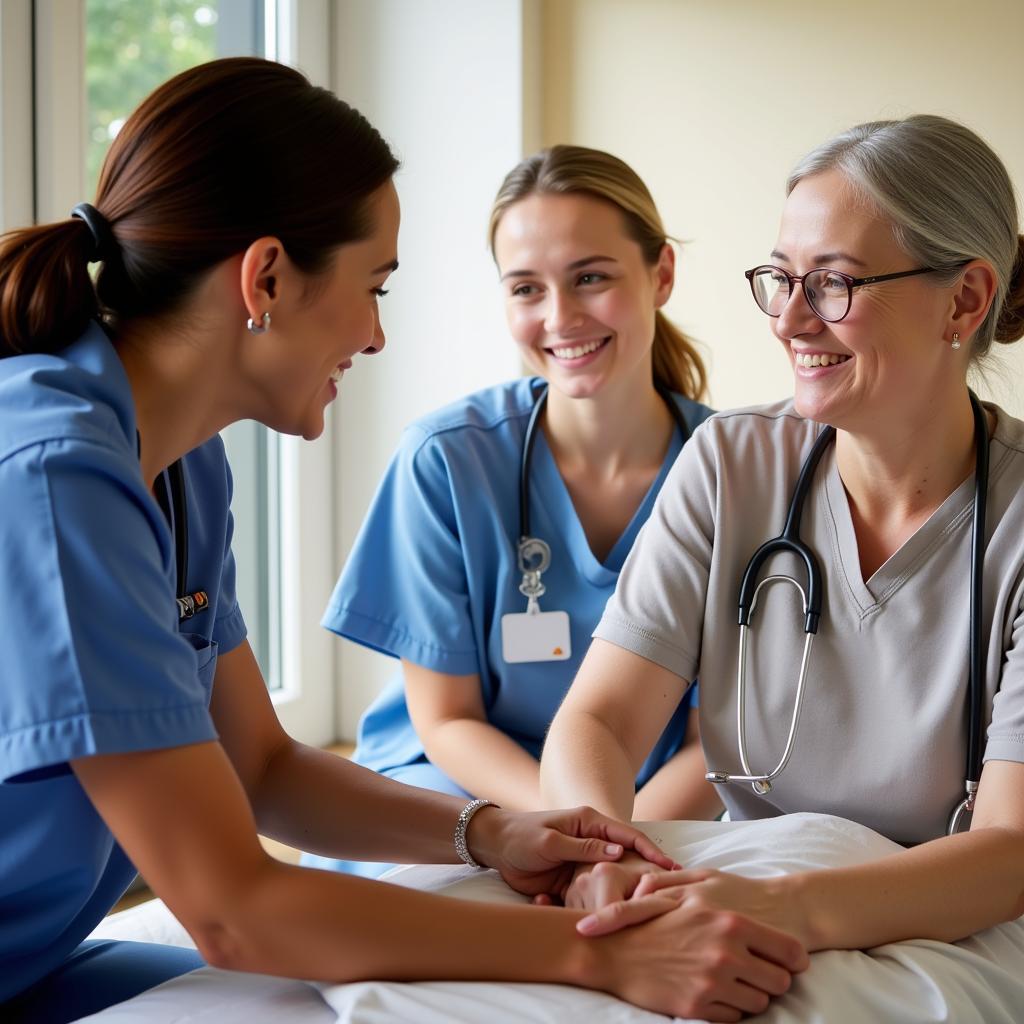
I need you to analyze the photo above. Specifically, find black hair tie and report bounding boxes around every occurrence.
[70,202,118,263]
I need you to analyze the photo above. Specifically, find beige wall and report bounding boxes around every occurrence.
[540,0,1024,414]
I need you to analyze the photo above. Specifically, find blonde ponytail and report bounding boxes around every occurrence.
[652,310,706,400]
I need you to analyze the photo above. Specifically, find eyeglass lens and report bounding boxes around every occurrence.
[751,268,851,322]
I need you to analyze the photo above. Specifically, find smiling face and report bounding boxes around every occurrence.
[256,181,400,440]
[492,192,672,401]
[770,169,957,432]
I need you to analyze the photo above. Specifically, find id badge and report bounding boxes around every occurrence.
[501,609,571,664]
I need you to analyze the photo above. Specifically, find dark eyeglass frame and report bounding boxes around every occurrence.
[744,264,938,323]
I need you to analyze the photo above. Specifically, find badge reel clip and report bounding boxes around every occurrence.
[501,537,572,664]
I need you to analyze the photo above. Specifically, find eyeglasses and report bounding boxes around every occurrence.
[744,264,938,323]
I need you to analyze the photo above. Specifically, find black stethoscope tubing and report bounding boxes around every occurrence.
[154,460,189,597]
[722,392,990,829]
[152,459,208,622]
[966,392,990,790]
[518,379,692,546]
[736,423,834,637]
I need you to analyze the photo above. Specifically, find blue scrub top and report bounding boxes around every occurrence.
[323,378,713,789]
[0,323,246,1003]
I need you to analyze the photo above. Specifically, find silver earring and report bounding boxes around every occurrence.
[247,312,271,334]
[951,331,961,350]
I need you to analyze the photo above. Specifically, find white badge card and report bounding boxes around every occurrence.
[501,610,572,664]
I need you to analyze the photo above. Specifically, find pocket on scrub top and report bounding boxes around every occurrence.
[180,631,219,699]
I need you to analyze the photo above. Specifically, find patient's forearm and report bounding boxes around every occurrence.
[420,718,542,810]
[788,826,1024,950]
[541,710,637,821]
[252,740,474,862]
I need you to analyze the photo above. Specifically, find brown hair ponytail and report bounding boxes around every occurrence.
[0,221,101,356]
[488,145,707,402]
[0,57,399,359]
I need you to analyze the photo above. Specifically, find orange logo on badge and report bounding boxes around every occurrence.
[552,647,563,655]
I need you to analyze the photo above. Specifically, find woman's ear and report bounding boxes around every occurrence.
[948,260,998,345]
[239,237,285,325]
[653,242,676,310]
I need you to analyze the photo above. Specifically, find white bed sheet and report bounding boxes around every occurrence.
[80,813,1024,1023]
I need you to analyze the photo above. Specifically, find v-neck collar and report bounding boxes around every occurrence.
[821,444,977,611]
[530,424,685,587]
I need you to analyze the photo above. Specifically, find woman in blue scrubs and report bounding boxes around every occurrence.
[305,147,723,880]
[0,59,808,1023]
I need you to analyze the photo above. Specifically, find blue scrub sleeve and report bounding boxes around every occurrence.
[322,429,480,675]
[0,438,217,783]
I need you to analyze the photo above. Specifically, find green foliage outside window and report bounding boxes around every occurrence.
[85,0,218,196]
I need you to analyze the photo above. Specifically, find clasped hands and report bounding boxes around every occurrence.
[468,809,809,1021]
[555,852,803,940]
[563,852,810,1019]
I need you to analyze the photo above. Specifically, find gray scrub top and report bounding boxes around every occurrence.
[596,400,1024,845]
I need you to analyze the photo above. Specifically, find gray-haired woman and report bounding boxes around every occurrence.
[542,114,1024,984]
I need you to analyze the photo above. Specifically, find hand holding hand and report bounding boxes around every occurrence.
[467,805,675,899]
[591,896,809,1022]
[555,850,674,911]
[578,866,811,949]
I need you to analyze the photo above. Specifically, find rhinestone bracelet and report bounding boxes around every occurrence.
[454,798,496,868]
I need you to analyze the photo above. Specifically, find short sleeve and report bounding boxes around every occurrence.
[594,421,719,681]
[985,592,1024,764]
[322,428,479,675]
[0,438,217,783]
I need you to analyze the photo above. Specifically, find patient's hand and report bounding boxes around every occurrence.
[467,805,676,899]
[557,851,672,911]
[576,866,807,948]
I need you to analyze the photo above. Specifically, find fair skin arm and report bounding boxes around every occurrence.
[541,644,1024,949]
[581,761,1024,952]
[404,660,544,810]
[70,642,806,1020]
[406,659,718,819]
[541,639,689,821]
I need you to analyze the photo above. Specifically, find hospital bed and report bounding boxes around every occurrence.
[82,813,1024,1023]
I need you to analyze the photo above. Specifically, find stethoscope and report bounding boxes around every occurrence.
[151,457,209,623]
[514,380,692,603]
[705,393,991,836]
